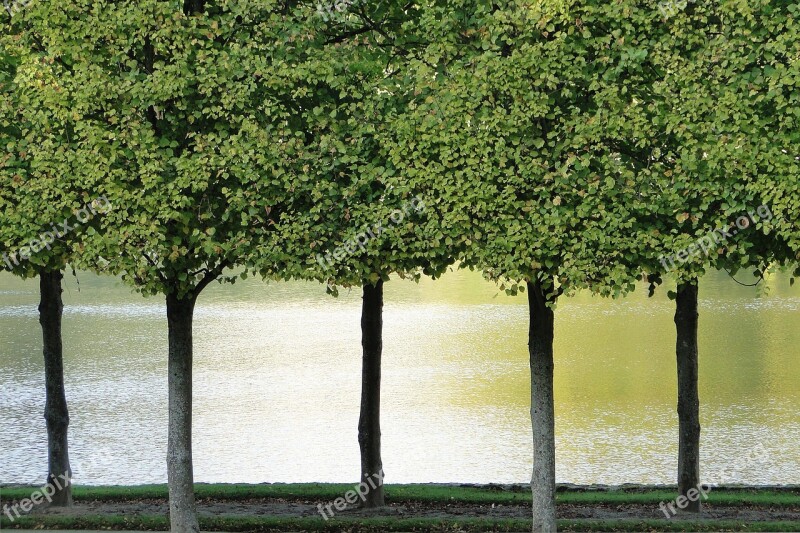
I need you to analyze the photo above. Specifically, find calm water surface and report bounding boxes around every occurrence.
[1,269,798,486]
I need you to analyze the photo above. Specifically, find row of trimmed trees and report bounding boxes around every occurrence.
[2,1,798,532]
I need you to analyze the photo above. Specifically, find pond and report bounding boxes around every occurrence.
[1,269,798,486]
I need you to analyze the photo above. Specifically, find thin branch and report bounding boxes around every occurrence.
[725,268,763,287]
[142,251,168,285]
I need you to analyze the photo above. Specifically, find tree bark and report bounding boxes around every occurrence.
[358,279,385,508]
[39,269,73,507]
[527,280,557,532]
[166,292,200,533]
[675,280,701,513]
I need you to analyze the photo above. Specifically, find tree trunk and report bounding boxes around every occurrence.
[39,269,73,507]
[675,280,701,513]
[166,293,200,533]
[527,280,557,532]
[358,279,385,508]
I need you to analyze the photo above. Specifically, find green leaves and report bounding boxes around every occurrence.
[2,0,796,298]
[0,1,330,297]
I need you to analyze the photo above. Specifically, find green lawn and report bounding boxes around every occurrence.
[2,483,798,506]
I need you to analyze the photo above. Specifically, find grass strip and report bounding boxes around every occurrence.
[1,484,798,507]
[2,514,800,532]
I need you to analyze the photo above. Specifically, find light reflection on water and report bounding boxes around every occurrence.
[0,269,798,486]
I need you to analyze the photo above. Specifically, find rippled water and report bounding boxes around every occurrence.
[1,269,798,486]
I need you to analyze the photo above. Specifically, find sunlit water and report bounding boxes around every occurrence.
[1,269,798,486]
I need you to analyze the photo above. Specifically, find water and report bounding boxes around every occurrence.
[1,269,798,486]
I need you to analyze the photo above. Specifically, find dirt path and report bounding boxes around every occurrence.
[25,498,800,523]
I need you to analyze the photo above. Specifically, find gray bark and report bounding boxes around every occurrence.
[166,293,200,533]
[358,279,385,508]
[675,280,701,513]
[527,280,557,532]
[39,269,73,507]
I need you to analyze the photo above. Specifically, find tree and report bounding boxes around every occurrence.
[379,2,671,529]
[259,7,457,505]
[11,1,318,530]
[631,0,798,511]
[0,24,99,507]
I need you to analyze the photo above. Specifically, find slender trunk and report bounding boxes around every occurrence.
[358,279,385,508]
[39,269,72,507]
[675,280,701,513]
[166,293,200,533]
[527,280,556,533]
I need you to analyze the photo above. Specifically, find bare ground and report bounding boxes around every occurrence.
[20,497,800,523]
